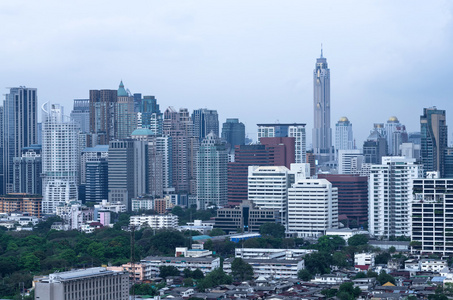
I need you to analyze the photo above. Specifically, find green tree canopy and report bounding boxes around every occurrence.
[316,235,346,252]
[231,258,254,281]
[259,223,285,238]
[347,234,369,247]
[159,265,180,278]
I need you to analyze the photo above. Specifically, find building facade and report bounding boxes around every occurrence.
[248,166,291,228]
[420,107,447,177]
[3,87,37,194]
[35,267,129,300]
[411,178,453,255]
[287,178,338,238]
[312,50,333,164]
[335,117,354,158]
[318,174,368,227]
[196,133,228,209]
[368,157,421,238]
[42,103,79,214]
[221,118,245,148]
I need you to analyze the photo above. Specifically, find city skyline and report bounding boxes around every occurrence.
[0,1,452,145]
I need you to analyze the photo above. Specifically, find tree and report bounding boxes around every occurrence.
[377,270,395,285]
[298,269,312,281]
[183,278,194,287]
[209,228,226,236]
[353,272,366,279]
[159,266,180,278]
[231,258,254,281]
[347,234,369,247]
[389,246,396,253]
[304,252,332,275]
[332,252,348,268]
[375,252,391,264]
[259,223,285,238]
[197,268,232,291]
[321,288,338,298]
[337,282,361,298]
[21,253,40,272]
[316,235,345,252]
[192,268,204,279]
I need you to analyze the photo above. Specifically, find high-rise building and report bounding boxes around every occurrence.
[411,178,453,255]
[420,107,448,177]
[368,157,421,238]
[221,118,245,148]
[139,95,163,135]
[192,108,219,141]
[70,99,90,133]
[257,123,306,164]
[108,140,147,211]
[312,50,333,164]
[318,174,368,227]
[131,128,173,197]
[392,125,408,156]
[82,145,109,203]
[3,87,37,194]
[385,116,401,155]
[13,145,42,195]
[248,166,291,228]
[363,129,387,164]
[335,117,353,158]
[288,178,338,238]
[337,149,363,174]
[163,107,198,194]
[41,103,79,214]
[89,89,117,145]
[227,145,272,206]
[259,137,296,169]
[196,133,228,209]
[115,81,136,140]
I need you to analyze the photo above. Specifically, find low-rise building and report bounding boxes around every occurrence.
[175,246,213,258]
[34,267,129,300]
[420,259,447,272]
[107,263,147,281]
[354,253,375,267]
[213,200,279,234]
[235,248,316,260]
[224,257,304,279]
[0,193,42,217]
[325,228,369,241]
[140,256,221,279]
[311,274,349,285]
[130,214,178,229]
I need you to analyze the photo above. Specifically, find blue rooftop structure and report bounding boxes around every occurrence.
[191,235,212,241]
[82,145,109,153]
[117,81,128,97]
[131,128,155,136]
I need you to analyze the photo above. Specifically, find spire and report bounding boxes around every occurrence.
[117,80,128,97]
[320,43,323,58]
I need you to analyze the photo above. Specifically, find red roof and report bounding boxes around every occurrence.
[355,265,370,270]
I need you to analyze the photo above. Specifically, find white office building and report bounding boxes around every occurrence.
[248,166,291,228]
[35,267,129,300]
[288,178,338,238]
[288,125,307,164]
[130,213,179,229]
[338,149,363,174]
[42,103,79,214]
[411,178,453,255]
[368,157,421,238]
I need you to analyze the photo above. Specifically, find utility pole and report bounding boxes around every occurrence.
[130,225,136,299]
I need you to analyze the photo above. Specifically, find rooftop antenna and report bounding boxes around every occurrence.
[320,43,323,58]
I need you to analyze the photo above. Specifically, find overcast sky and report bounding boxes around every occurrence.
[1,0,452,146]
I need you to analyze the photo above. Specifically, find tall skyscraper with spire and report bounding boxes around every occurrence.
[312,48,333,164]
